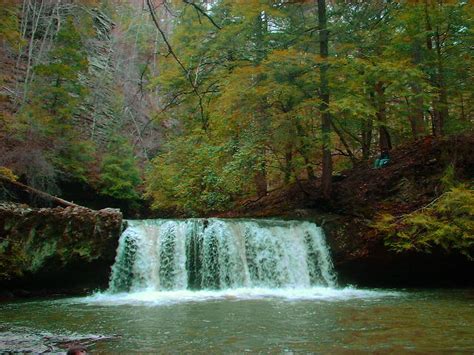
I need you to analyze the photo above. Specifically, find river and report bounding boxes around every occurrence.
[1,219,473,352]
[1,289,474,352]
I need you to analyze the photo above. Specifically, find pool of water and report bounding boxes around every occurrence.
[1,288,474,353]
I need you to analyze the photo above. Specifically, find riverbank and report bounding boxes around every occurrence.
[217,134,474,287]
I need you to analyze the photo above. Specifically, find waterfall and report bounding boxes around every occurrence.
[109,219,336,293]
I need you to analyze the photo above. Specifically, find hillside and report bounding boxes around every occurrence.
[220,134,474,287]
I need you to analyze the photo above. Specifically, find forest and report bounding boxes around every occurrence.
[1,0,473,250]
[1,1,474,352]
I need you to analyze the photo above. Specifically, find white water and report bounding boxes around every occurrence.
[84,287,401,307]
[92,219,397,305]
[109,219,336,292]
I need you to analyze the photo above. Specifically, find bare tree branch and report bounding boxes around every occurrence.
[146,0,207,129]
[182,0,222,30]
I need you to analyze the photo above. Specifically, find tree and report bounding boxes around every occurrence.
[317,0,332,199]
[100,136,142,201]
[28,16,93,181]
[140,0,473,213]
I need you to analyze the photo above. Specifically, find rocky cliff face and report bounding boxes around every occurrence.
[0,203,123,297]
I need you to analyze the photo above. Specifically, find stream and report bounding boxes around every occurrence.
[1,219,473,352]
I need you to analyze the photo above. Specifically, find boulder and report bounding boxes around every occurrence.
[0,203,123,296]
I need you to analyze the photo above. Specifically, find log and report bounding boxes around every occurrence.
[0,175,82,208]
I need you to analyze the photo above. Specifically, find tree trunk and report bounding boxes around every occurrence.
[460,94,466,121]
[318,0,332,199]
[252,14,268,197]
[375,81,391,152]
[409,85,426,138]
[424,1,447,136]
[23,0,45,103]
[433,27,448,136]
[295,121,316,180]
[410,38,426,138]
[284,145,293,184]
[361,117,373,161]
[331,121,357,165]
[305,158,316,181]
[254,167,267,198]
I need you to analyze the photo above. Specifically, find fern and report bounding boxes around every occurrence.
[374,184,474,259]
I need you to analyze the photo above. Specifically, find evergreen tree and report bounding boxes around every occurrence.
[101,136,142,201]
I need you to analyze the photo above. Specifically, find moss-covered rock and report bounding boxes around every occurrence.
[0,203,123,295]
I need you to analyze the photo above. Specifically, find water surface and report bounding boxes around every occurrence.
[1,288,474,353]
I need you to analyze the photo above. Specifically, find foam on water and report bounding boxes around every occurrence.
[81,287,401,306]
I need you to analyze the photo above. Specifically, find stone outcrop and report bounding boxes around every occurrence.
[0,203,123,297]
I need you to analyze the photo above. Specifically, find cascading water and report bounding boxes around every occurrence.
[108,219,336,293]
